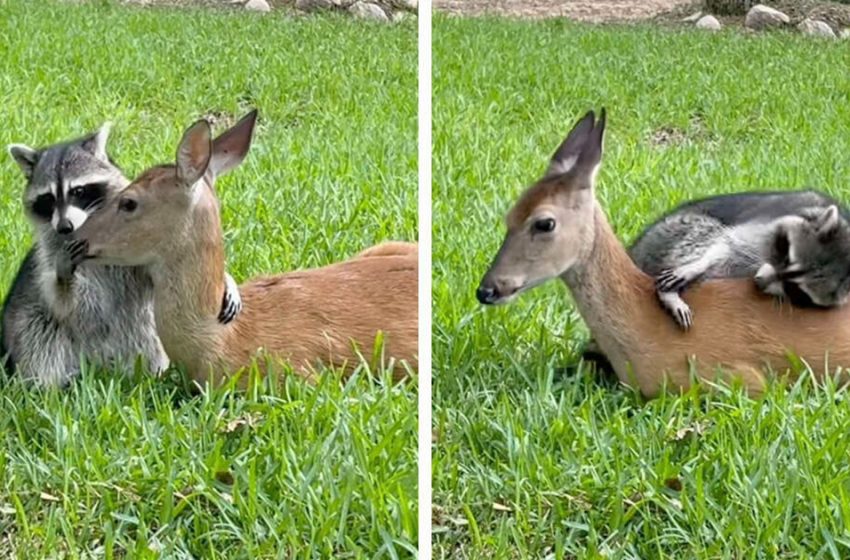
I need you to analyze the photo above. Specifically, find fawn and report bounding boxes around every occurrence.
[74,110,418,387]
[477,109,850,397]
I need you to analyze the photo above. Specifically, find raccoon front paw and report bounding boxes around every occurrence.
[56,239,89,282]
[656,268,692,293]
[218,273,242,324]
[657,291,693,331]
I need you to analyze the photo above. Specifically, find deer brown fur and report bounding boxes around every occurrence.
[76,111,418,387]
[478,109,850,397]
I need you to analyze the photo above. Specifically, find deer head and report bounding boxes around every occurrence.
[477,109,606,304]
[75,110,258,267]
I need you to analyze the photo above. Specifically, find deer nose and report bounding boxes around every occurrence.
[56,218,74,235]
[476,285,498,305]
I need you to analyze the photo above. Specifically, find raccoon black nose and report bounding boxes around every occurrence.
[56,219,74,235]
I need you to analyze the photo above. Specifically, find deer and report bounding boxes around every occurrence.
[476,108,850,398]
[73,110,418,388]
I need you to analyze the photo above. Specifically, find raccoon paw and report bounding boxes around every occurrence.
[657,291,693,331]
[656,268,692,293]
[56,239,89,282]
[218,273,242,324]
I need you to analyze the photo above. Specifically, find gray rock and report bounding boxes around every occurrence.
[696,15,722,31]
[798,18,836,38]
[349,1,389,21]
[745,4,790,30]
[244,0,271,11]
[388,0,417,11]
[295,0,334,10]
[682,11,702,23]
[392,10,416,22]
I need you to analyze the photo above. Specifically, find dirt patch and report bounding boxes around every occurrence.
[648,114,713,148]
[433,0,850,29]
[121,0,295,8]
[654,0,850,29]
[433,0,696,22]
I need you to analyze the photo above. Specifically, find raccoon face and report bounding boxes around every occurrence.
[8,123,128,236]
[771,206,850,308]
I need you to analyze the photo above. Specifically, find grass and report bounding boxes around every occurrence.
[433,16,850,559]
[0,1,416,557]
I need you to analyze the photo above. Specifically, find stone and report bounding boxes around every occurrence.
[696,15,722,31]
[388,0,417,12]
[349,1,389,21]
[798,18,836,39]
[295,0,334,10]
[244,0,271,12]
[841,28,850,39]
[745,4,790,30]
[392,10,416,22]
[682,11,702,23]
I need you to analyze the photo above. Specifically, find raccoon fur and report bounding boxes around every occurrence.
[629,190,850,329]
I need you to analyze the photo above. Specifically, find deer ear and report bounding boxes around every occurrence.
[546,108,606,189]
[815,205,841,239]
[546,110,595,177]
[210,109,257,178]
[580,107,605,173]
[8,144,39,179]
[80,122,112,160]
[176,120,213,187]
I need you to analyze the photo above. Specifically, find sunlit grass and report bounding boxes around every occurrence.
[433,15,850,558]
[0,1,417,557]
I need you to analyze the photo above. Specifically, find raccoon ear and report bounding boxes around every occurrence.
[176,119,212,187]
[7,144,39,179]
[210,109,257,178]
[80,122,112,159]
[815,205,840,239]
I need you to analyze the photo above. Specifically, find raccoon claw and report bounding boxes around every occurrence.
[656,269,690,293]
[63,239,89,266]
[675,307,693,331]
[56,239,89,282]
[218,273,242,324]
[218,297,241,324]
[657,291,694,331]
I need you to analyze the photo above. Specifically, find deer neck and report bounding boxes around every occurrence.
[147,185,227,365]
[560,201,653,366]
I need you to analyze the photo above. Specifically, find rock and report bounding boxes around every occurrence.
[682,11,702,23]
[798,18,836,38]
[745,4,789,30]
[295,0,334,10]
[349,1,389,21]
[696,15,722,31]
[244,0,271,11]
[841,28,850,39]
[392,10,416,22]
[388,0,417,12]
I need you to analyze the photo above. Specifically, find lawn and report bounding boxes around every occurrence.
[433,16,850,558]
[0,1,417,557]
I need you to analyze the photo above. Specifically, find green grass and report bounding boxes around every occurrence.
[433,16,850,558]
[0,1,416,557]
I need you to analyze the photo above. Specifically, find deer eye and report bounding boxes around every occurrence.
[118,198,138,213]
[533,218,556,233]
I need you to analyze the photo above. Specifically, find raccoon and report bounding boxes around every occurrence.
[629,191,850,329]
[2,124,242,386]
